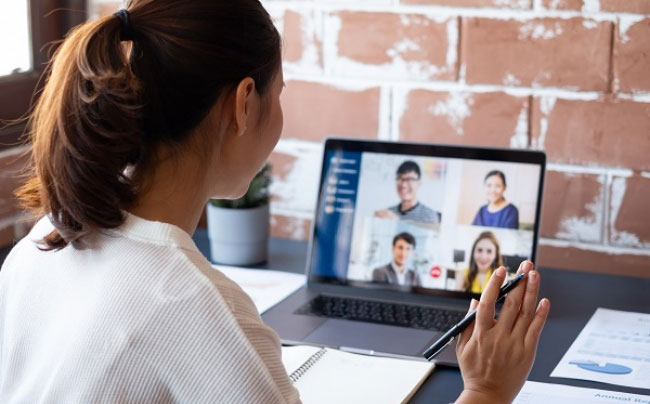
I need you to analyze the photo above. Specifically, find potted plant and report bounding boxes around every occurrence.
[206,163,272,265]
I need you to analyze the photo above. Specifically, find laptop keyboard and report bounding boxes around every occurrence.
[294,295,466,332]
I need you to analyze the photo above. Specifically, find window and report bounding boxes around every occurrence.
[0,1,32,78]
[0,0,86,150]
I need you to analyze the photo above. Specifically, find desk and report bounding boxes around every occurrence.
[193,230,650,402]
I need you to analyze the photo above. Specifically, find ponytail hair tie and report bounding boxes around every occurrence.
[113,9,134,41]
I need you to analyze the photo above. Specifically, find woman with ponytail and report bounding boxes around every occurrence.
[2,1,291,402]
[0,1,549,403]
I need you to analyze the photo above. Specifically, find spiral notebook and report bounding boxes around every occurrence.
[281,345,435,404]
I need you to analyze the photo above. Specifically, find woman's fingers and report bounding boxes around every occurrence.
[476,267,506,332]
[457,298,479,354]
[512,270,541,337]
[496,261,534,332]
[525,298,550,351]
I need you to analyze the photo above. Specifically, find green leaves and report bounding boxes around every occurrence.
[209,162,272,209]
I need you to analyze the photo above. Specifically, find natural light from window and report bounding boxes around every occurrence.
[0,0,32,77]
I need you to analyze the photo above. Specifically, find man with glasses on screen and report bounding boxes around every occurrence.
[374,160,441,224]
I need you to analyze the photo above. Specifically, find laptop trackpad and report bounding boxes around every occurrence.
[303,319,438,357]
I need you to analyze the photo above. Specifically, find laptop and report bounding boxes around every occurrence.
[263,138,546,366]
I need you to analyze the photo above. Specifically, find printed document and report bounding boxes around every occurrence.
[513,381,650,404]
[213,265,305,314]
[551,308,650,390]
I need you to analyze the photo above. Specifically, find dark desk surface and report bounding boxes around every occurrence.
[195,229,650,403]
[1,231,646,400]
[0,246,11,267]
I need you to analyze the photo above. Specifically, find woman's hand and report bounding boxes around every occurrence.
[455,262,550,404]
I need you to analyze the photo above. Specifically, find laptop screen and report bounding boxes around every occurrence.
[308,139,546,297]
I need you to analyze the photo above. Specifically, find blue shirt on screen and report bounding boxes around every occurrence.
[472,203,519,229]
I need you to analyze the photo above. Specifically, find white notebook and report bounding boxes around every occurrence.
[281,345,435,404]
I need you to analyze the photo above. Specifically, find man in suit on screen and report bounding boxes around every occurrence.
[372,232,421,287]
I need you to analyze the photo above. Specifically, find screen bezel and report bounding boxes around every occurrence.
[306,137,546,300]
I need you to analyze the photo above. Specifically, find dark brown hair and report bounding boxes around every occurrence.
[392,232,416,248]
[16,0,281,250]
[485,170,507,187]
[464,231,503,293]
[396,160,421,179]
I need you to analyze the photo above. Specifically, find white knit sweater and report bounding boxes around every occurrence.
[0,213,300,403]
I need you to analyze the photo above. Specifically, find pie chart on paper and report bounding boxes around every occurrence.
[569,360,633,375]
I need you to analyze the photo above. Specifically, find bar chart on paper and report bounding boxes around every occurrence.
[551,308,650,390]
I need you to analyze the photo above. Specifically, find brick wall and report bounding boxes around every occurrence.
[266,0,650,278]
[0,147,31,247]
[1,0,648,277]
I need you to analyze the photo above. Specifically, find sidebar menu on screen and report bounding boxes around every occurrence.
[312,150,362,280]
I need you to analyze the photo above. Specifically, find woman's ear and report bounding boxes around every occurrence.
[233,77,256,136]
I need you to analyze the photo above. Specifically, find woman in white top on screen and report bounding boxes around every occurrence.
[0,1,549,403]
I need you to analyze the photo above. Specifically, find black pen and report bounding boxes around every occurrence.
[422,273,525,361]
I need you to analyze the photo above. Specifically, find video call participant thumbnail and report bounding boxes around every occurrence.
[472,170,519,229]
[372,232,421,287]
[462,231,503,293]
[374,161,441,224]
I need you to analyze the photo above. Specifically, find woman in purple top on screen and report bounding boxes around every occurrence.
[472,170,519,229]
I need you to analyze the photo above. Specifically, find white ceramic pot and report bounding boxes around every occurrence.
[206,203,269,265]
